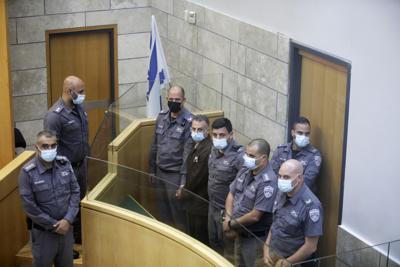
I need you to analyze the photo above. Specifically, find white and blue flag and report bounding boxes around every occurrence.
[146,15,171,118]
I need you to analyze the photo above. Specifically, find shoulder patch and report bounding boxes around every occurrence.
[23,163,36,172]
[309,208,320,222]
[264,185,274,199]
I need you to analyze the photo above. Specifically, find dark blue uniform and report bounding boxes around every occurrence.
[19,156,80,267]
[270,183,323,258]
[270,143,322,193]
[207,140,244,255]
[149,107,193,229]
[44,98,89,243]
[229,165,278,267]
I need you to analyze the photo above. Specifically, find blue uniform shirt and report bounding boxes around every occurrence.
[208,140,244,209]
[229,164,278,232]
[19,156,81,231]
[270,142,322,192]
[149,107,193,173]
[270,183,323,258]
[44,98,89,164]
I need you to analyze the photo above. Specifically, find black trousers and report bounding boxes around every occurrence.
[186,211,209,245]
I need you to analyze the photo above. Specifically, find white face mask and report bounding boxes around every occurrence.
[213,138,228,150]
[294,134,310,148]
[191,132,205,142]
[39,148,57,162]
[278,176,298,193]
[72,93,85,105]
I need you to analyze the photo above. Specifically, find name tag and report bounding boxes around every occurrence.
[34,180,45,185]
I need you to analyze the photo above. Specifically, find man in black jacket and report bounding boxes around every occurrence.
[176,115,212,245]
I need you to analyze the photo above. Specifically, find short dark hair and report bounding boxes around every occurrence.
[248,138,270,157]
[211,118,233,133]
[192,115,209,126]
[167,84,185,98]
[36,130,57,141]
[292,116,311,129]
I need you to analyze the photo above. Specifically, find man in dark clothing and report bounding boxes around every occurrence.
[176,115,212,245]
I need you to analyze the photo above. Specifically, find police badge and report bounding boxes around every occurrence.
[309,208,320,222]
[264,185,274,198]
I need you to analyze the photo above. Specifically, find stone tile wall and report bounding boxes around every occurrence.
[7,0,289,150]
[7,0,151,147]
[153,0,290,149]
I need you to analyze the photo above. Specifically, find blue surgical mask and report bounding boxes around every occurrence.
[243,154,257,170]
[39,148,57,162]
[213,138,228,150]
[278,177,296,193]
[294,134,310,148]
[72,94,85,105]
[191,132,205,142]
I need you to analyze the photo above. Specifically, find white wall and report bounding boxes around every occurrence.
[191,0,400,246]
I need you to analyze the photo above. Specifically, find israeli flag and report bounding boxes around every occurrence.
[146,15,171,118]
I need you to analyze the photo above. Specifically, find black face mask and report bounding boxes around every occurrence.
[168,101,182,113]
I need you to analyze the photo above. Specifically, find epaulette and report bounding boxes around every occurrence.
[302,196,314,206]
[159,109,168,114]
[55,155,69,164]
[277,143,288,148]
[23,162,36,172]
[53,106,64,114]
[233,145,244,152]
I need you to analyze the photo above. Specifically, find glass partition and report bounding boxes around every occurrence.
[86,157,280,266]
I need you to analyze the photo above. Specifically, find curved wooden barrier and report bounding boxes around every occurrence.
[82,110,232,266]
[0,151,35,267]
[81,199,232,267]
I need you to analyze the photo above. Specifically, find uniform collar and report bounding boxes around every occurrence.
[254,164,276,182]
[288,182,306,205]
[212,139,237,157]
[165,107,189,124]
[289,141,313,154]
[58,98,74,114]
[35,157,53,174]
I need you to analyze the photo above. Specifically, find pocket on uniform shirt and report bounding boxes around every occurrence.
[242,190,256,209]
[282,214,301,235]
[32,182,52,203]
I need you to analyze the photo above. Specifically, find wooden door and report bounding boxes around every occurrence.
[46,25,118,145]
[297,49,350,258]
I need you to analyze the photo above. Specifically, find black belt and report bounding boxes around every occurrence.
[71,160,84,167]
[32,223,52,232]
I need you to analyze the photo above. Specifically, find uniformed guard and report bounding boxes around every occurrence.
[149,85,193,230]
[224,139,278,267]
[208,117,244,258]
[19,130,80,267]
[264,159,323,267]
[44,76,88,256]
[270,117,322,193]
[176,115,212,245]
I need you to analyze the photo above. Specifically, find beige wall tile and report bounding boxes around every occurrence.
[17,13,85,43]
[45,0,109,14]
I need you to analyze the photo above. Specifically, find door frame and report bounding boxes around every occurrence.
[287,41,351,224]
[45,24,119,108]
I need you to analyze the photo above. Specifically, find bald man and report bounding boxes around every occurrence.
[44,76,89,253]
[264,159,323,267]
